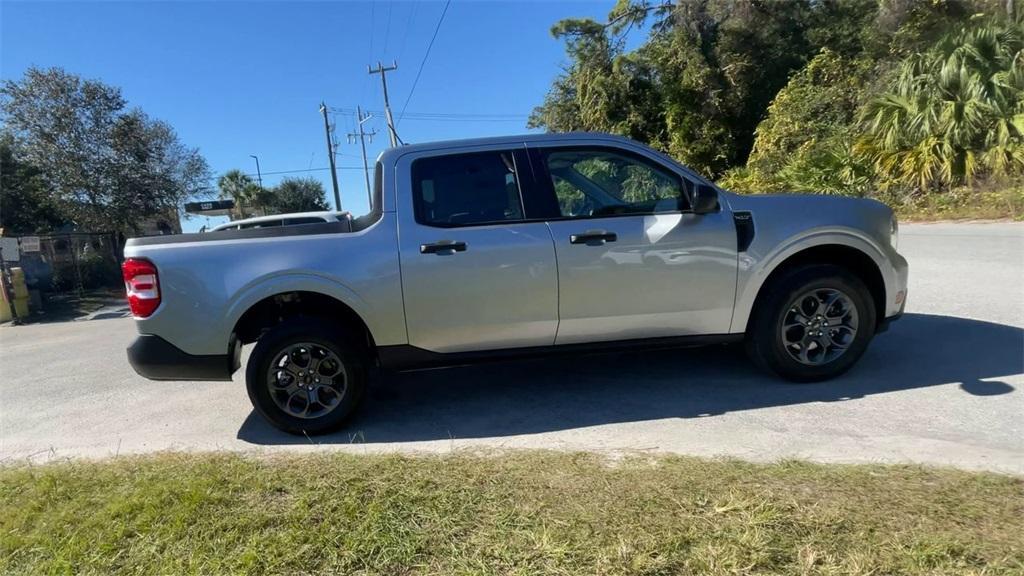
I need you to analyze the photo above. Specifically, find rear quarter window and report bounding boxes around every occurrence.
[239,220,283,229]
[284,217,327,226]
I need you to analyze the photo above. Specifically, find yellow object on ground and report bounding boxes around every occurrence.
[10,267,29,298]
[0,266,30,321]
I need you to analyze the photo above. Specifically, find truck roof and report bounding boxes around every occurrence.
[210,211,350,231]
[376,131,711,186]
[376,132,640,164]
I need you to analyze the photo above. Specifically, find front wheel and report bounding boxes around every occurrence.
[746,264,876,382]
[245,319,367,434]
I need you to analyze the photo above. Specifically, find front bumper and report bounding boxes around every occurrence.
[127,334,237,381]
[876,275,907,335]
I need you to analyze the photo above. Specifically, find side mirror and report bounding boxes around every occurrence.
[691,184,719,214]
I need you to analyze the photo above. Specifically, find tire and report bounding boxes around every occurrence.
[245,318,367,434]
[746,264,876,382]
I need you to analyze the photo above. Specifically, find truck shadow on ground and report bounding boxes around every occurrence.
[238,313,1022,445]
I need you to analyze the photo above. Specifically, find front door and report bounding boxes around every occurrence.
[532,145,739,345]
[397,147,558,353]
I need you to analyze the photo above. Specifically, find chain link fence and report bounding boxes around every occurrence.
[15,232,122,296]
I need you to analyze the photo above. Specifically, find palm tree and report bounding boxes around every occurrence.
[217,169,265,217]
[858,19,1024,191]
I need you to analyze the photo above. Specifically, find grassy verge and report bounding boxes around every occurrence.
[890,186,1024,221]
[2,452,1022,575]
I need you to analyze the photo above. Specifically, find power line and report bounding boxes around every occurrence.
[203,165,368,185]
[382,0,394,57]
[395,111,528,119]
[398,0,451,125]
[395,116,527,123]
[361,1,377,103]
[256,166,365,175]
[225,166,367,181]
[397,0,418,62]
[398,111,526,119]
[368,1,376,65]
[330,106,522,116]
[331,107,527,121]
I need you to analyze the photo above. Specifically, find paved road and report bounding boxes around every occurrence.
[2,223,1022,472]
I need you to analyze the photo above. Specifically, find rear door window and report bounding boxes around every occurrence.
[412,150,525,227]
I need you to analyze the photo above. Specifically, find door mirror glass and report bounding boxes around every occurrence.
[691,184,719,214]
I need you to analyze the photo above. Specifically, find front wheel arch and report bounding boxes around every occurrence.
[746,263,877,381]
[745,244,886,334]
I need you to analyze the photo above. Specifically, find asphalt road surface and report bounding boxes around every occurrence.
[2,222,1022,473]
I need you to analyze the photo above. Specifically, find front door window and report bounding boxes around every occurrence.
[542,148,689,218]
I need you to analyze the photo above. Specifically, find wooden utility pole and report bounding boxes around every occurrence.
[320,102,342,211]
[368,61,399,147]
[347,106,377,207]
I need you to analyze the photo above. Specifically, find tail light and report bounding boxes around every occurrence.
[122,258,161,318]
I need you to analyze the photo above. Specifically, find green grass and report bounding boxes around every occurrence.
[2,452,1022,575]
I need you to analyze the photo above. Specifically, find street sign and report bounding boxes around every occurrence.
[185,199,234,216]
[19,236,40,253]
[0,238,19,262]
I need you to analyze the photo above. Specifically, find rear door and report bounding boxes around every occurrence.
[396,146,559,353]
[529,143,739,344]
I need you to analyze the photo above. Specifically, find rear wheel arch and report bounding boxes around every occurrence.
[246,316,369,434]
[231,291,377,357]
[746,244,886,333]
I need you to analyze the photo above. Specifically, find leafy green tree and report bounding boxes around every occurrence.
[532,0,1014,192]
[266,177,330,214]
[0,67,211,235]
[718,1,1018,197]
[875,0,994,58]
[774,140,876,196]
[528,16,643,136]
[748,50,873,175]
[805,0,880,58]
[858,18,1024,190]
[0,135,64,233]
[531,0,880,178]
[218,173,330,217]
[723,49,878,194]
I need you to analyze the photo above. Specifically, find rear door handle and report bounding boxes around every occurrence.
[420,240,468,254]
[570,231,617,245]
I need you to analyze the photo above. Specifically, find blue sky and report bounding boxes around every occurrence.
[1,0,622,232]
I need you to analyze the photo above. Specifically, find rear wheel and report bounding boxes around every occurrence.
[746,264,876,382]
[246,318,367,434]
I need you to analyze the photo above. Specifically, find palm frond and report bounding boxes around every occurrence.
[860,18,1024,189]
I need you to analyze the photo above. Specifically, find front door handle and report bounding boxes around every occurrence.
[420,240,468,254]
[570,231,617,245]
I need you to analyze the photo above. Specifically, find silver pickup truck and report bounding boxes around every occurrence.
[124,133,908,434]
